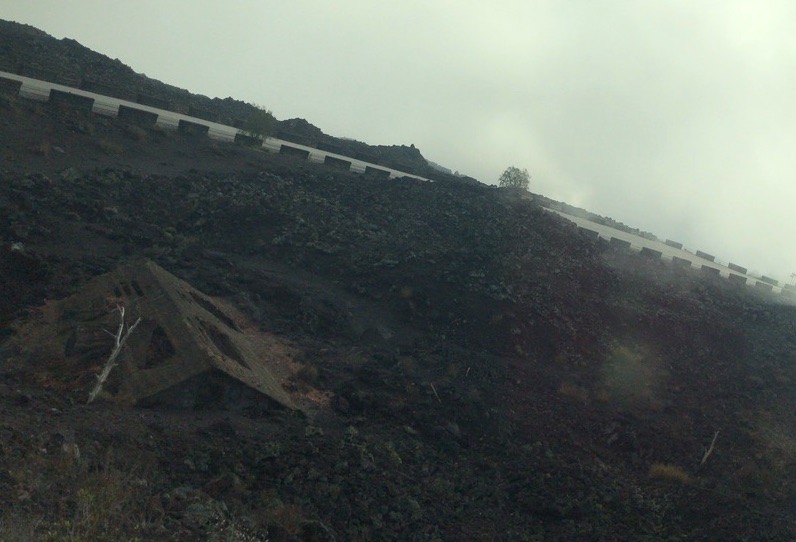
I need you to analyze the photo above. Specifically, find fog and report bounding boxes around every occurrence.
[3,1,795,280]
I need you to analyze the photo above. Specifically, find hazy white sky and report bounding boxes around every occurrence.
[2,1,795,279]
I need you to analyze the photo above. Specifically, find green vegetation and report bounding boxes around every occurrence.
[498,166,530,190]
[243,104,275,140]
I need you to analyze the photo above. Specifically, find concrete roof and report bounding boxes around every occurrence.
[15,259,296,409]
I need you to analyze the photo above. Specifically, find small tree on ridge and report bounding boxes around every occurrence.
[498,166,530,191]
[244,104,275,140]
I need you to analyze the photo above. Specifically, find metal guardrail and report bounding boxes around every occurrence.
[6,68,792,292]
[555,210,791,295]
[1,69,430,182]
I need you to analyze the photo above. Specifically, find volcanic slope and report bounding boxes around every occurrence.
[1,83,796,540]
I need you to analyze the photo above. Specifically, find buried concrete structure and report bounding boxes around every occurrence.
[364,166,391,178]
[10,260,296,411]
[324,155,352,170]
[0,76,22,96]
[49,89,95,113]
[640,247,663,259]
[728,262,748,275]
[118,104,159,127]
[671,256,692,267]
[609,238,632,251]
[177,119,210,136]
[696,250,715,262]
[279,144,311,159]
[665,239,683,249]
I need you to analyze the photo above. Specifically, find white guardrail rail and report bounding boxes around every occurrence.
[546,208,794,298]
[2,69,791,298]
[0,70,430,182]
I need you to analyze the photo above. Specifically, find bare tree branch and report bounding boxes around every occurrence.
[699,430,720,469]
[87,305,141,404]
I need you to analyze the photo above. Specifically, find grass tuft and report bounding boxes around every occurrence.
[648,462,691,484]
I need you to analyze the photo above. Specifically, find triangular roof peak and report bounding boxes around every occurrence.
[12,259,296,410]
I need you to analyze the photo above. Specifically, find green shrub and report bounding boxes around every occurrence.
[243,105,275,139]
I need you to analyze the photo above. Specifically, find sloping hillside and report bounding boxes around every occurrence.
[0,19,456,180]
[1,36,795,541]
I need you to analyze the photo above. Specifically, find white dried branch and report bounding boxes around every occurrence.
[430,382,442,403]
[87,305,141,404]
[699,430,720,468]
